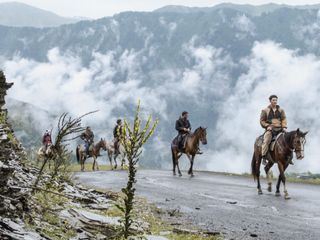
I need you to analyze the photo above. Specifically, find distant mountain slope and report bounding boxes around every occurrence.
[0,2,86,27]
[155,3,320,16]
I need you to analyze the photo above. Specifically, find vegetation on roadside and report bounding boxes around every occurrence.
[116,101,159,238]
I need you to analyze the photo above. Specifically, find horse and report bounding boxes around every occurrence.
[171,127,207,177]
[251,128,308,199]
[105,140,127,170]
[76,138,107,171]
[37,144,54,168]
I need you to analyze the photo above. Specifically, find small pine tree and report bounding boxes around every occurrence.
[117,101,158,238]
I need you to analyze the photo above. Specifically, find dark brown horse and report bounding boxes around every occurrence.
[251,129,308,199]
[76,138,107,171]
[171,127,207,177]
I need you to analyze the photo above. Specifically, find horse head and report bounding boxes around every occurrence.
[197,127,207,145]
[293,128,308,160]
[100,138,107,151]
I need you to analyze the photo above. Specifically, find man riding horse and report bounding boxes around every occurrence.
[42,130,52,152]
[80,126,94,156]
[260,95,293,165]
[113,119,123,155]
[175,111,202,154]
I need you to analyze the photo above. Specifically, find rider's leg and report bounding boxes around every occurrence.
[178,134,183,151]
[261,130,272,165]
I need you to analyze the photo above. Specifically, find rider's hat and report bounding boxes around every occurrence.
[117,119,122,124]
[182,111,188,116]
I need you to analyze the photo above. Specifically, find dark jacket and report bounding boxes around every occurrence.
[175,117,191,134]
[81,130,94,143]
[113,125,123,138]
[42,133,52,145]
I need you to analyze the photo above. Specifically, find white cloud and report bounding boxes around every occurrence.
[206,41,320,173]
[232,14,255,39]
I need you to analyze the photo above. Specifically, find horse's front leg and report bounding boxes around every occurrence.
[188,154,195,177]
[92,156,96,171]
[95,156,100,171]
[113,154,118,169]
[281,163,290,200]
[264,162,274,192]
[81,156,85,172]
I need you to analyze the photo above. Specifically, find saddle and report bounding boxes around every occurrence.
[258,133,283,163]
[172,134,190,152]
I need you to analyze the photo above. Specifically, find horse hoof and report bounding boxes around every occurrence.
[267,186,272,192]
[284,195,291,200]
[179,173,182,177]
[258,190,263,195]
[275,192,281,197]
[173,172,176,176]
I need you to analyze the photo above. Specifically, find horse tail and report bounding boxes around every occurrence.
[251,151,257,181]
[76,145,80,164]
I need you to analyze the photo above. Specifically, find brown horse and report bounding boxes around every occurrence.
[171,127,207,177]
[76,138,107,171]
[251,129,308,199]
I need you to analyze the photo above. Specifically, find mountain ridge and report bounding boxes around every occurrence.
[0,1,88,27]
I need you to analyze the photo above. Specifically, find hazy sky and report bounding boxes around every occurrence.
[1,0,320,18]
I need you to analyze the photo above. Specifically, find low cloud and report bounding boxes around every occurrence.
[2,40,320,174]
[206,41,320,173]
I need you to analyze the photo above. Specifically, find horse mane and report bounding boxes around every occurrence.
[284,130,296,148]
[192,127,202,136]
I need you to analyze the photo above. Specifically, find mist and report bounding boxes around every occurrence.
[2,40,320,173]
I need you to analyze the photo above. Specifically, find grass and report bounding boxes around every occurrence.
[0,111,6,124]
[67,163,113,172]
[218,171,320,185]
[100,195,221,240]
[27,190,76,240]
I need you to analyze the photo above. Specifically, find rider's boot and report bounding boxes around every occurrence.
[197,148,203,154]
[262,155,267,165]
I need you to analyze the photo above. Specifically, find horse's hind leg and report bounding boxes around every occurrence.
[171,148,177,176]
[108,152,113,170]
[275,174,281,196]
[254,153,263,195]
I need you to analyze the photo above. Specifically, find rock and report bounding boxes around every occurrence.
[145,236,169,240]
[173,228,199,234]
[204,231,221,236]
[69,208,120,226]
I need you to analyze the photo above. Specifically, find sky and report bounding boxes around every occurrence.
[1,0,320,18]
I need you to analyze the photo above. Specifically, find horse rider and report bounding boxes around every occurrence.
[260,95,293,165]
[113,119,123,155]
[175,111,202,154]
[42,129,52,152]
[80,126,94,155]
